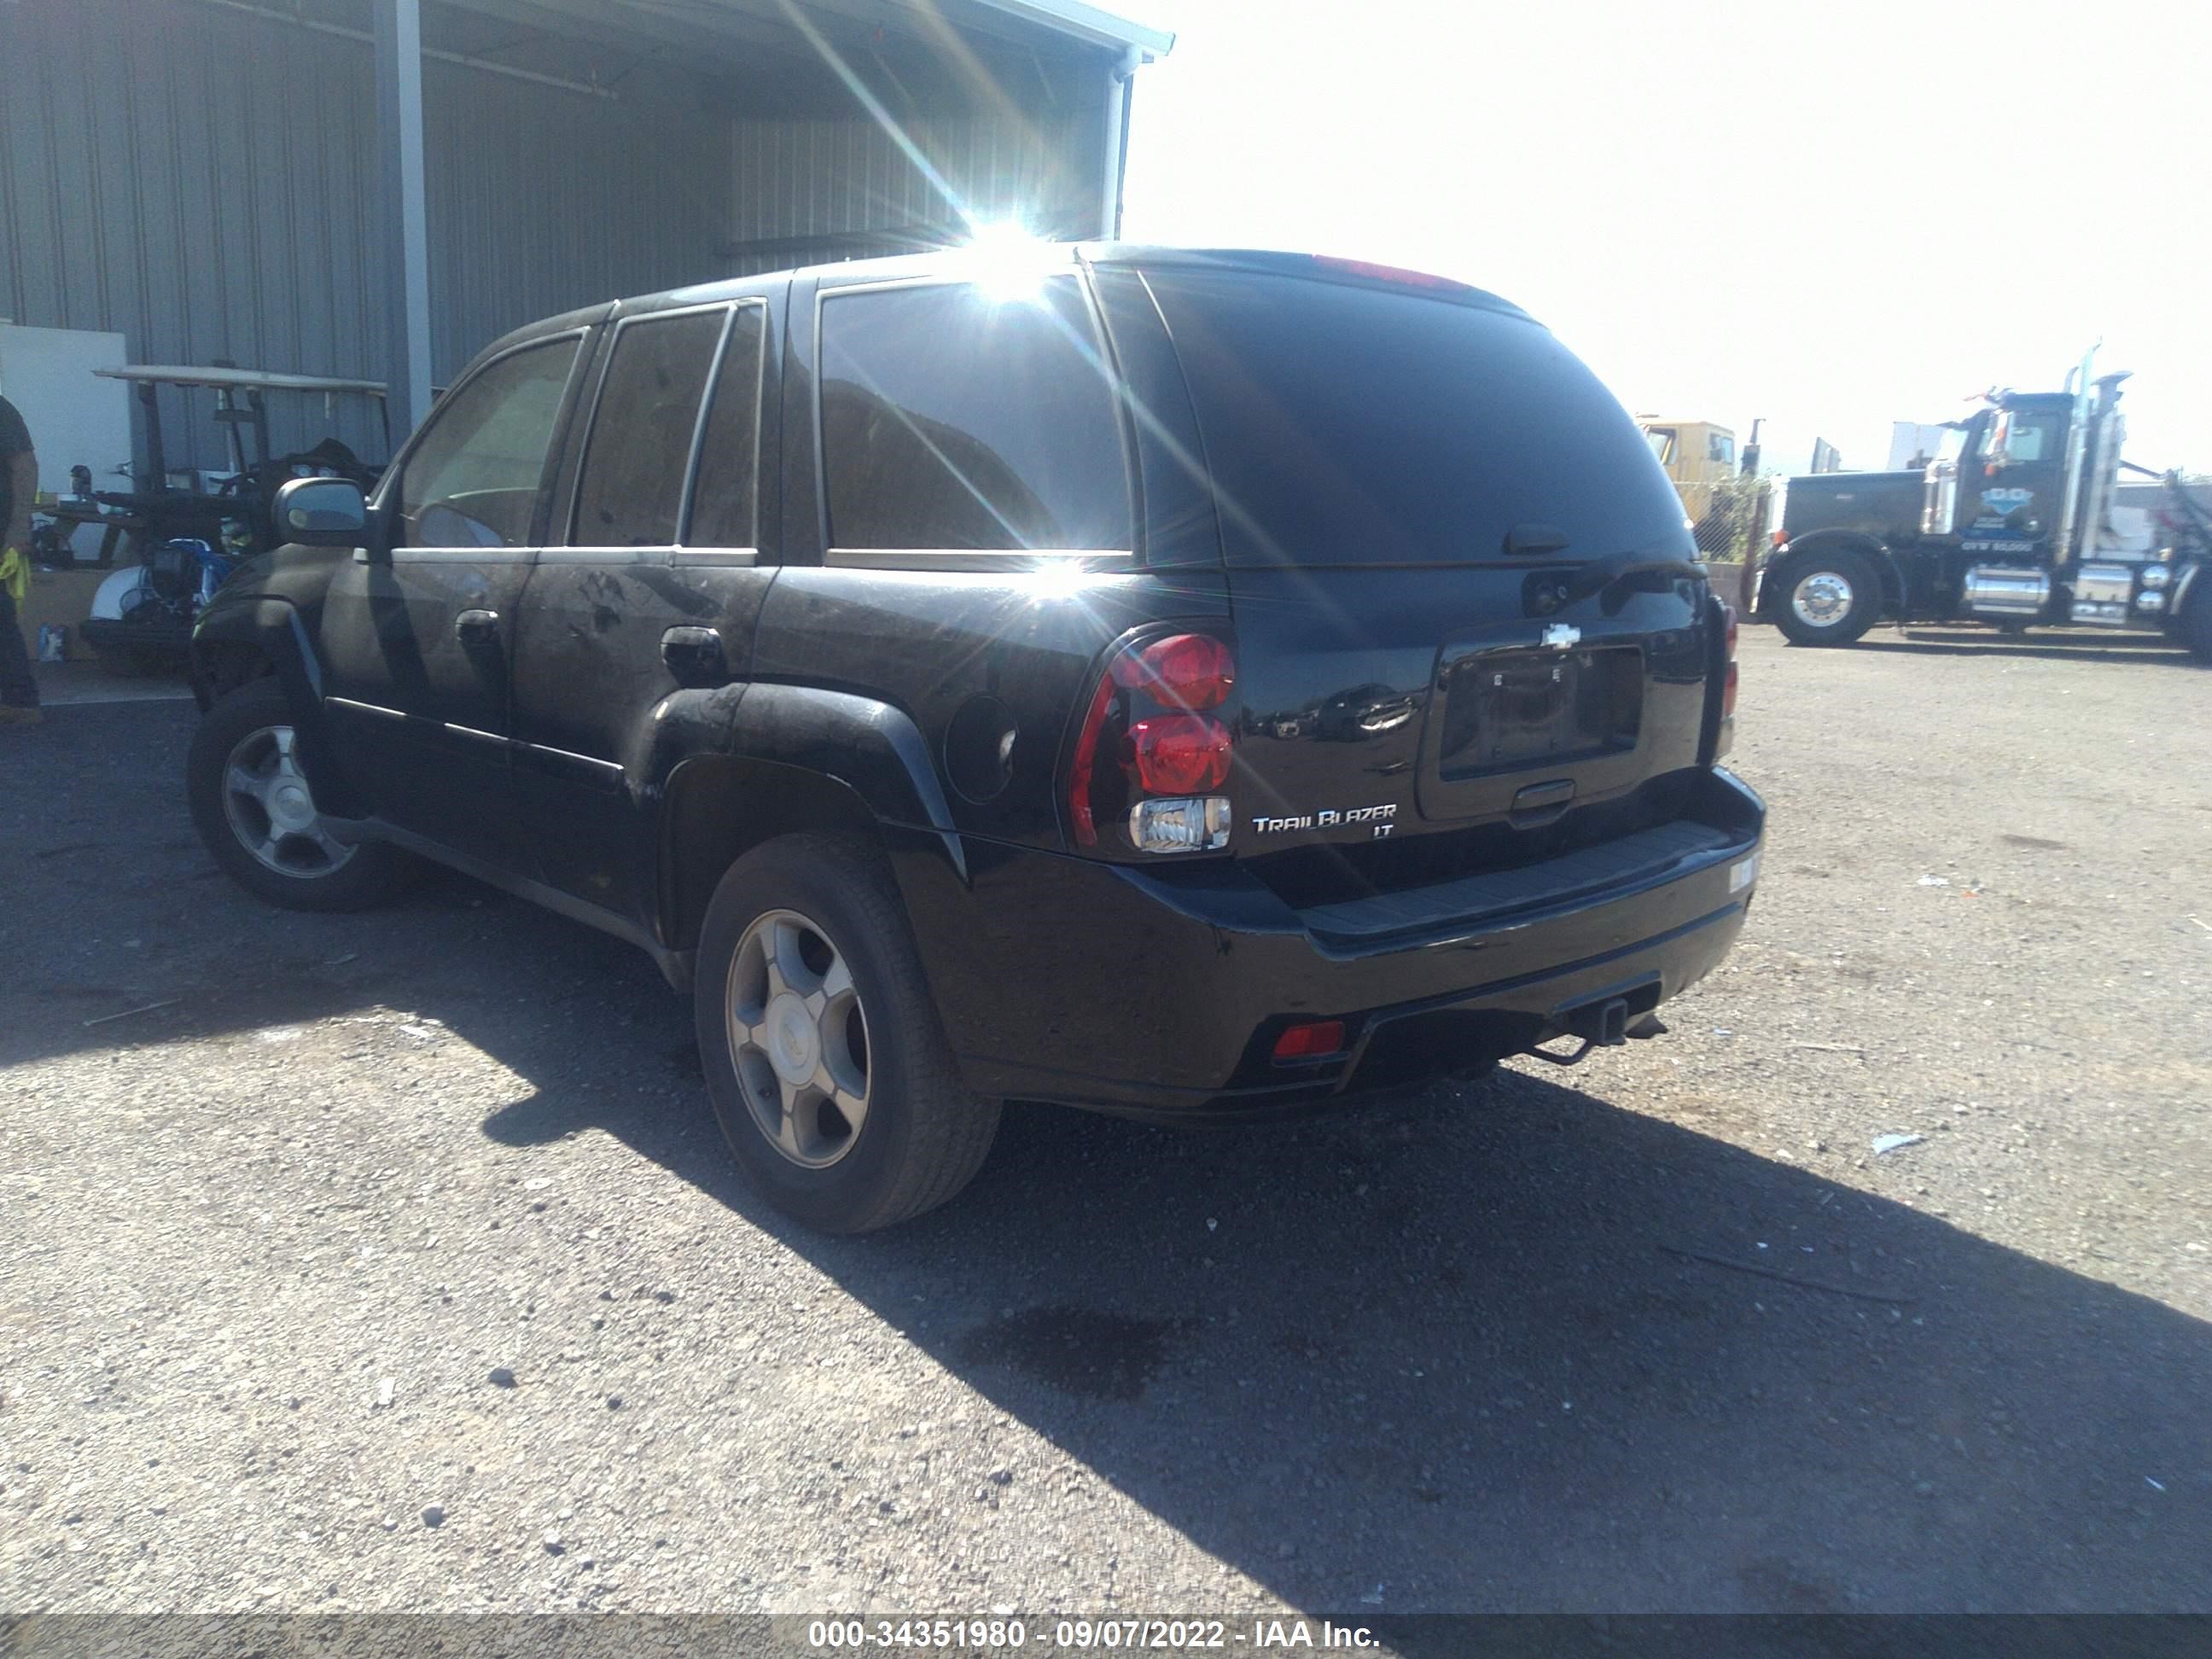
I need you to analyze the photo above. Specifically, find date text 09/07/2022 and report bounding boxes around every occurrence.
[804,1617,1382,1650]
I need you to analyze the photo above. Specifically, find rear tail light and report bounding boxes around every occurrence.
[1114,632,1235,709]
[1127,714,1232,793]
[1723,603,1740,719]
[1067,676,1120,846]
[1068,632,1237,852]
[1714,602,1739,760]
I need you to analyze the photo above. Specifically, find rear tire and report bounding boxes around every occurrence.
[693,832,1000,1233]
[187,678,420,911]
[1773,548,1882,647]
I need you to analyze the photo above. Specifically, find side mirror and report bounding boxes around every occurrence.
[274,476,370,548]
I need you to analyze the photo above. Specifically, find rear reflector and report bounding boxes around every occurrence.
[1272,1020,1346,1062]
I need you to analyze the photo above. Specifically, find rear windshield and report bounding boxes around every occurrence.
[1143,268,1692,567]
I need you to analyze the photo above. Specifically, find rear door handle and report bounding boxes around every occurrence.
[455,608,500,646]
[661,625,729,687]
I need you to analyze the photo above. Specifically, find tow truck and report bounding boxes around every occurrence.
[1752,357,2212,661]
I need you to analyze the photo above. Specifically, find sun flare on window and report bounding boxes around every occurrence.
[958,220,1056,303]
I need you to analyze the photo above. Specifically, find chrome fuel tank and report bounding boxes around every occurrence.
[1961,567,2051,617]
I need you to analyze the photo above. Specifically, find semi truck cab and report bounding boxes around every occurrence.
[1756,360,2211,659]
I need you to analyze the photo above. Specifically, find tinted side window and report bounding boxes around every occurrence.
[687,305,766,548]
[818,278,1129,552]
[399,338,579,549]
[573,310,725,547]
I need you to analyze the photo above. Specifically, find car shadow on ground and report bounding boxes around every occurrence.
[15,705,2212,1612]
[485,1046,2212,1612]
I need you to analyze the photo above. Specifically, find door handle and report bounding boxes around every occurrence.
[661,626,729,687]
[455,608,500,646]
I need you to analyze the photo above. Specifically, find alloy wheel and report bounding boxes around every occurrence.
[220,725,357,878]
[724,908,871,1168]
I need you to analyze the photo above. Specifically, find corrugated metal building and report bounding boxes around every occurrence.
[0,0,1168,471]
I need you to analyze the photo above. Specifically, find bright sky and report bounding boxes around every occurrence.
[1117,0,2212,477]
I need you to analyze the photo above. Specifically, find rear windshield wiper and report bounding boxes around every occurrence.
[1551,555,1704,610]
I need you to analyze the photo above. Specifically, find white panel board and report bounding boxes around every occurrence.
[0,323,134,493]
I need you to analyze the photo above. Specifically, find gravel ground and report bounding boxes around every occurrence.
[3,624,2209,1615]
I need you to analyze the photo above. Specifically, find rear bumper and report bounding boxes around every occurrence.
[896,767,1766,1119]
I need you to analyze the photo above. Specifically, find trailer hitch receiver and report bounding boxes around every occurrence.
[1524,990,1668,1068]
[1526,996,1631,1067]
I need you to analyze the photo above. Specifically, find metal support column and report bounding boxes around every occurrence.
[1097,46,1139,239]
[375,0,434,442]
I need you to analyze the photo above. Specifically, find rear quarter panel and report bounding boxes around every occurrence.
[748,567,1231,849]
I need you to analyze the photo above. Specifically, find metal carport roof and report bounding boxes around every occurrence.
[0,0,1168,468]
[968,0,1174,55]
[360,0,1171,432]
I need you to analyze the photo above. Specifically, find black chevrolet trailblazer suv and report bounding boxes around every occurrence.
[185,244,1766,1232]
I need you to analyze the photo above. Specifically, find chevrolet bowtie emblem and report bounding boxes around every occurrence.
[1540,622,1581,650]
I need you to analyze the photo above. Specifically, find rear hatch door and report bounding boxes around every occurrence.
[1135,260,1715,897]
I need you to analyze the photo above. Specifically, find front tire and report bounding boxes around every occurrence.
[694,833,1000,1233]
[1773,548,1882,647]
[2184,581,2212,666]
[92,643,172,678]
[187,678,419,911]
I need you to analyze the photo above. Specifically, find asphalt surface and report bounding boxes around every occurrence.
[3,624,2209,1615]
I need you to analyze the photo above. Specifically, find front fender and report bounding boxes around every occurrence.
[189,592,364,816]
[2173,556,2208,619]
[191,591,324,708]
[1767,531,1906,620]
